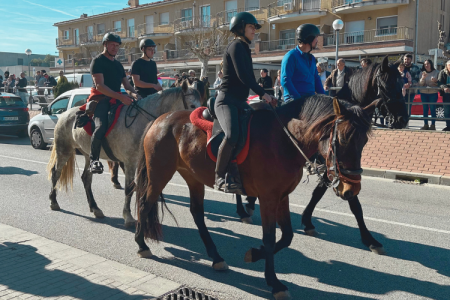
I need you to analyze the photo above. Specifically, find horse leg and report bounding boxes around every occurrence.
[235,195,252,224]
[48,145,76,211]
[109,161,122,189]
[123,164,137,228]
[245,196,257,216]
[348,196,385,255]
[301,173,329,236]
[245,197,290,299]
[180,171,228,271]
[81,155,104,218]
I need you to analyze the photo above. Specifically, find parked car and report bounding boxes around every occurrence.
[0,93,29,137]
[410,93,444,118]
[159,77,176,90]
[28,87,128,149]
[55,73,93,88]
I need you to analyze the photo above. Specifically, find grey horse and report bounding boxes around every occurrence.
[47,81,202,227]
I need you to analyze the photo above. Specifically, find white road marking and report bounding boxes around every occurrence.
[2,154,450,235]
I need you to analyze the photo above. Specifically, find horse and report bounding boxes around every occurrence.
[105,77,208,189]
[237,56,408,255]
[46,80,202,227]
[134,95,379,300]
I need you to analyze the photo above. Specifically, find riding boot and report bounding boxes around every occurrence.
[225,161,245,195]
[214,139,234,191]
[89,138,104,174]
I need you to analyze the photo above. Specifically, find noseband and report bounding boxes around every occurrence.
[326,118,362,188]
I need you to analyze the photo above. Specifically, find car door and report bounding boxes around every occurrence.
[42,96,70,140]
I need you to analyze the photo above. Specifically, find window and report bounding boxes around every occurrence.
[63,30,69,40]
[97,23,105,35]
[225,1,238,23]
[68,54,73,64]
[200,6,210,27]
[181,8,192,22]
[50,97,69,114]
[114,21,122,32]
[160,12,169,25]
[87,26,94,40]
[245,0,259,11]
[376,16,397,35]
[128,19,135,37]
[71,94,89,108]
[18,58,23,65]
[279,30,295,49]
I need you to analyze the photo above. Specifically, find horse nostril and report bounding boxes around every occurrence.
[343,190,354,200]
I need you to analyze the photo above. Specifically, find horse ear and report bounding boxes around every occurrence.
[181,79,189,93]
[363,98,381,115]
[333,97,348,117]
[381,56,389,73]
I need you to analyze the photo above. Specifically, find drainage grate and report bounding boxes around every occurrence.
[156,286,218,300]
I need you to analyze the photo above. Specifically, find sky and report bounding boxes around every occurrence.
[1,1,147,55]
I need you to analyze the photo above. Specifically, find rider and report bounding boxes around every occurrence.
[131,39,162,98]
[281,24,324,102]
[89,33,138,174]
[215,12,276,194]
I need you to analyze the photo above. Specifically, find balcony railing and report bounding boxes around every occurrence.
[137,22,174,37]
[56,38,75,47]
[174,16,215,32]
[331,0,408,8]
[323,27,413,46]
[131,51,165,61]
[260,38,297,51]
[167,49,196,59]
[216,7,266,26]
[268,0,323,18]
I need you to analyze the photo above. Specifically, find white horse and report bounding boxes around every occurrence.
[47,81,202,227]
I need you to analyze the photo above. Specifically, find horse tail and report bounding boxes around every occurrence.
[47,143,75,191]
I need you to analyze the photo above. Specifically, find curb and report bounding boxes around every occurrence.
[362,168,450,186]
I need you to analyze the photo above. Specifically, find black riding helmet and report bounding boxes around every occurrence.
[229,12,261,34]
[102,32,122,46]
[140,38,156,50]
[296,24,320,53]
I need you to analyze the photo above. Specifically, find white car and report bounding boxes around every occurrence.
[28,88,91,149]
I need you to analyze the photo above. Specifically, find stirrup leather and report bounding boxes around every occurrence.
[90,160,104,174]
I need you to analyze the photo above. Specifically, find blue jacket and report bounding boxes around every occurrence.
[281,46,325,101]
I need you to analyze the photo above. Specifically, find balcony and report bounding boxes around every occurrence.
[268,0,327,23]
[322,26,413,46]
[174,16,217,34]
[137,22,173,39]
[259,38,297,52]
[56,38,79,50]
[166,49,196,59]
[131,51,165,61]
[216,7,266,29]
[331,0,409,14]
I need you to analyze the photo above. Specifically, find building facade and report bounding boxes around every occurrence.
[52,0,450,79]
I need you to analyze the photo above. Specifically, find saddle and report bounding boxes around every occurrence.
[191,97,271,164]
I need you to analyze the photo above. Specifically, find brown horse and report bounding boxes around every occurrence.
[134,95,379,300]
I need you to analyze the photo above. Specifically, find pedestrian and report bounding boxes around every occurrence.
[325,58,352,97]
[181,72,187,80]
[438,60,450,131]
[170,74,180,88]
[16,72,28,106]
[202,76,210,102]
[418,59,439,130]
[36,72,46,95]
[58,70,68,84]
[281,24,324,101]
[4,71,10,80]
[273,70,283,102]
[398,63,412,97]
[316,62,330,95]
[188,69,196,79]
[131,39,162,98]
[360,58,372,68]
[258,69,274,96]
[213,70,223,88]
[400,53,421,113]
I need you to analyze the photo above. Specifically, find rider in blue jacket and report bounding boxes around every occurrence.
[281,24,324,102]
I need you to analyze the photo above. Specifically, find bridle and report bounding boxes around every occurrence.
[325,118,362,188]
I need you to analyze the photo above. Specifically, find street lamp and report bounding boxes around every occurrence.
[332,19,344,68]
[25,49,32,79]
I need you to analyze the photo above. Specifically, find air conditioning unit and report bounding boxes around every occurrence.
[181,21,189,28]
[284,3,292,10]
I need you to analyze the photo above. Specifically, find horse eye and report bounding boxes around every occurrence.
[190,105,196,109]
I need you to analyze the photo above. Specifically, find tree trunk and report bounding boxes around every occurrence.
[200,58,209,79]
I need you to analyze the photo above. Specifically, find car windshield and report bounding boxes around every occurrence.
[0,96,24,107]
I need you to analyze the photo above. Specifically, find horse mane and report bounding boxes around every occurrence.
[344,63,380,105]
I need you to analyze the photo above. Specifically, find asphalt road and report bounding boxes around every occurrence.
[1,135,450,300]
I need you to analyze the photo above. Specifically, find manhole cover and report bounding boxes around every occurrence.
[157,286,218,300]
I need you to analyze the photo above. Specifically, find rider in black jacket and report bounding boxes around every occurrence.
[214,12,276,194]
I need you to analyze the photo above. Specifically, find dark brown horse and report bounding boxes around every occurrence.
[134,95,378,300]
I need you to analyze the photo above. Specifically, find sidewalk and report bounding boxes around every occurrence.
[0,223,181,300]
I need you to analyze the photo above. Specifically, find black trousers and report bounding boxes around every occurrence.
[90,98,111,161]
[214,92,241,148]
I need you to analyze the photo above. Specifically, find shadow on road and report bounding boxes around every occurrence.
[157,193,450,300]
[0,242,147,299]
[0,135,29,145]
[58,209,135,232]
[0,166,38,176]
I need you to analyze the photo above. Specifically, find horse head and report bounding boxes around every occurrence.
[374,56,409,129]
[180,79,202,109]
[318,98,378,201]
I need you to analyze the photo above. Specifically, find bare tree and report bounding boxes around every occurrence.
[179,19,232,79]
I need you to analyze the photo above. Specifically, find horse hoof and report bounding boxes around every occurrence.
[113,183,122,189]
[246,207,254,217]
[92,209,105,218]
[50,203,60,211]
[273,291,291,300]
[241,217,253,224]
[370,246,386,255]
[244,249,252,263]
[138,250,153,258]
[212,261,229,271]
[304,229,317,237]
[124,221,136,228]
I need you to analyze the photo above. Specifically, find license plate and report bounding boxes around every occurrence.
[3,117,18,121]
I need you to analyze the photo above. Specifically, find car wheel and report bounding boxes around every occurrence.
[436,106,445,119]
[17,129,28,138]
[30,127,48,150]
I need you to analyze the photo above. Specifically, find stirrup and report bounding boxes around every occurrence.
[90,160,104,174]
